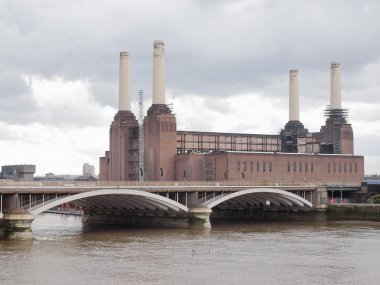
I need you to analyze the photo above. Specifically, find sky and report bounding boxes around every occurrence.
[1,0,380,176]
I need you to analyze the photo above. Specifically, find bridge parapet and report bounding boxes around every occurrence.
[0,180,320,188]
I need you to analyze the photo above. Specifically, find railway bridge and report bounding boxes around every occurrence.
[0,181,331,239]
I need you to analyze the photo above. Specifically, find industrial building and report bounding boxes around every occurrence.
[99,41,364,184]
[1,165,36,181]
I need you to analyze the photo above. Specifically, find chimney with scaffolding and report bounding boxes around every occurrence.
[319,62,353,154]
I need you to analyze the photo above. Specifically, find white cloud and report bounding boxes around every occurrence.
[28,76,115,127]
[170,91,287,134]
[1,0,380,175]
[0,76,114,175]
[0,122,109,175]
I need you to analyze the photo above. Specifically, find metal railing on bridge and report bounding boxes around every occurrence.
[0,180,319,188]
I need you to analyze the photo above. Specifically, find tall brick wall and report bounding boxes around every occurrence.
[99,110,139,181]
[144,104,177,181]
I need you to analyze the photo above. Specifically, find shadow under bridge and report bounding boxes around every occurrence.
[202,188,313,210]
[30,189,189,216]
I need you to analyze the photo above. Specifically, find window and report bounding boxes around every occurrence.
[333,163,336,173]
[350,163,352,173]
[305,163,308,173]
[263,162,266,172]
[344,163,346,173]
[257,161,260,172]
[287,162,290,172]
[339,163,341,173]
[355,163,358,173]
[237,161,240,172]
[299,162,302,172]
[311,163,314,173]
[328,163,330,173]
[243,161,247,172]
[269,162,272,172]
[293,162,296,172]
[250,161,254,173]
[183,170,186,178]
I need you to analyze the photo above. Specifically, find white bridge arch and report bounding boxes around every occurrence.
[30,189,189,216]
[203,188,313,209]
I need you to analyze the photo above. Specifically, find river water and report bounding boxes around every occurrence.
[1,214,380,285]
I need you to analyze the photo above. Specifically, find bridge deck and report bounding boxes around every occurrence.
[0,181,323,194]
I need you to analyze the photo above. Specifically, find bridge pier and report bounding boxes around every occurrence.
[188,207,212,228]
[314,187,328,210]
[0,192,35,240]
[0,213,35,240]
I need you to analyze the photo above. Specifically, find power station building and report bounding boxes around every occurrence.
[99,41,364,184]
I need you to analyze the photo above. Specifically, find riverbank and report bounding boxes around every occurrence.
[210,204,380,223]
[326,204,380,222]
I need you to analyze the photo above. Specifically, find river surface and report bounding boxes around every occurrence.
[1,214,380,285]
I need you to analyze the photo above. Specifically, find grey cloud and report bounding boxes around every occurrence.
[89,79,118,107]
[0,72,30,98]
[355,136,380,156]
[0,73,39,123]
[0,0,380,125]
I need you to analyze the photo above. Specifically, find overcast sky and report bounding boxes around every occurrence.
[1,0,380,176]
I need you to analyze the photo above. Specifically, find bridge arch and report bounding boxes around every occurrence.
[30,189,189,216]
[203,188,313,209]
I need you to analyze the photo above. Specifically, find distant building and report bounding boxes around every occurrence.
[83,163,95,176]
[1,165,36,181]
[45,172,55,179]
[37,172,64,181]
[75,175,98,182]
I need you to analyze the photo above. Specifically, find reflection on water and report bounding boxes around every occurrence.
[1,214,380,285]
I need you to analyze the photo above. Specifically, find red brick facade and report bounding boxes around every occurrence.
[99,110,139,181]
[100,107,363,185]
[175,152,364,184]
[143,104,177,181]
[99,104,364,184]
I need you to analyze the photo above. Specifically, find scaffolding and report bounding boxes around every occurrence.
[279,121,309,153]
[323,107,349,154]
[176,131,281,153]
[138,90,144,181]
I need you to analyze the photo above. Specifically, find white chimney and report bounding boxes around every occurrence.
[152,40,166,105]
[119,52,131,111]
[330,62,341,109]
[289,69,299,121]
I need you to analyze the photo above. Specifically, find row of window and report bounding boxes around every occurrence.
[287,162,314,173]
[327,162,358,174]
[236,161,359,174]
[237,161,272,173]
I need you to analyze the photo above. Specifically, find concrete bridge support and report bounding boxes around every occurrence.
[0,213,35,240]
[315,187,328,210]
[188,207,212,227]
[0,193,35,240]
